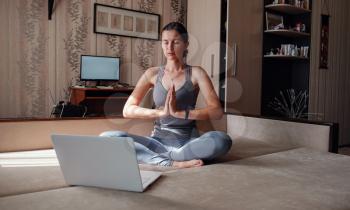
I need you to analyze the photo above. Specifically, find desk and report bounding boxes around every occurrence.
[70,87,134,116]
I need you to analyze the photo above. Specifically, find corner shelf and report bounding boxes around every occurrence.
[264,55,309,60]
[261,0,312,119]
[265,4,311,15]
[264,29,310,38]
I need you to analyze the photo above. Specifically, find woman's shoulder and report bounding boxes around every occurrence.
[144,66,161,84]
[145,66,160,75]
[190,65,209,78]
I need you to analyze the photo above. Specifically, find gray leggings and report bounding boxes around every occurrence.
[99,130,232,166]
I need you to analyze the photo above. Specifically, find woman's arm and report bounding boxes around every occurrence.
[123,68,170,119]
[170,66,223,120]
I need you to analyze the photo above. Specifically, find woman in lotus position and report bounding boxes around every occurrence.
[100,22,232,168]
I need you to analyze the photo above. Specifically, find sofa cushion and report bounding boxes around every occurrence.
[0,135,297,197]
[215,136,299,162]
[1,148,349,210]
[0,150,66,197]
[227,115,334,152]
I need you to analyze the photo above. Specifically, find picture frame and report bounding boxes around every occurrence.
[319,14,329,69]
[94,3,160,40]
[265,12,284,30]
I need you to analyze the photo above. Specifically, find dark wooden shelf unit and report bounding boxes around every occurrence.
[264,55,309,60]
[261,0,312,119]
[70,87,134,116]
[265,4,311,14]
[264,29,310,37]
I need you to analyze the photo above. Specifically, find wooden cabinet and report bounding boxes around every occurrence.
[70,87,134,116]
[187,0,221,108]
[187,0,263,115]
[224,0,263,115]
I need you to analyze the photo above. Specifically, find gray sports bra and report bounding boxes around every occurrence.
[152,65,199,129]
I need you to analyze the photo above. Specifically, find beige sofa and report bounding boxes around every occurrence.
[1,114,349,210]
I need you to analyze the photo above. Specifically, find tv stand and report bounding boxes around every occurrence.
[70,87,134,116]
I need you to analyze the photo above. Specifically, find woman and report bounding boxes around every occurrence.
[100,22,232,168]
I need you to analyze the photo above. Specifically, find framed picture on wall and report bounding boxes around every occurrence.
[319,14,329,69]
[94,3,160,40]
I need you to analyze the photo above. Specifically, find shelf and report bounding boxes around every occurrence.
[72,87,134,92]
[262,1,312,118]
[85,97,129,100]
[264,55,309,60]
[264,30,310,38]
[265,4,311,15]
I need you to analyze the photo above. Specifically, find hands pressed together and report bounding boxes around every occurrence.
[160,84,180,118]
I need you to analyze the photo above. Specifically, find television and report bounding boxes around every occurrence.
[80,55,120,82]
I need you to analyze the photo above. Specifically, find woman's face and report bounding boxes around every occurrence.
[161,30,188,62]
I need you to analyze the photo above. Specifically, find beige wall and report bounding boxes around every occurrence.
[0,0,187,118]
[309,0,350,145]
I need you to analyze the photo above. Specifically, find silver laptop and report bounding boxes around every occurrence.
[51,134,162,192]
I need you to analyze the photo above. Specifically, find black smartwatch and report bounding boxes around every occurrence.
[185,109,190,120]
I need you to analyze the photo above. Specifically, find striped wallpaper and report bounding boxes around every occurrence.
[309,0,350,145]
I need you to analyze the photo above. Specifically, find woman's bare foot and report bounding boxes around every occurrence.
[172,159,204,168]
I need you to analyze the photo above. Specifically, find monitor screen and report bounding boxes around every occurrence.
[80,55,120,81]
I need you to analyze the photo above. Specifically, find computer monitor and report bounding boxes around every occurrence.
[80,55,120,82]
